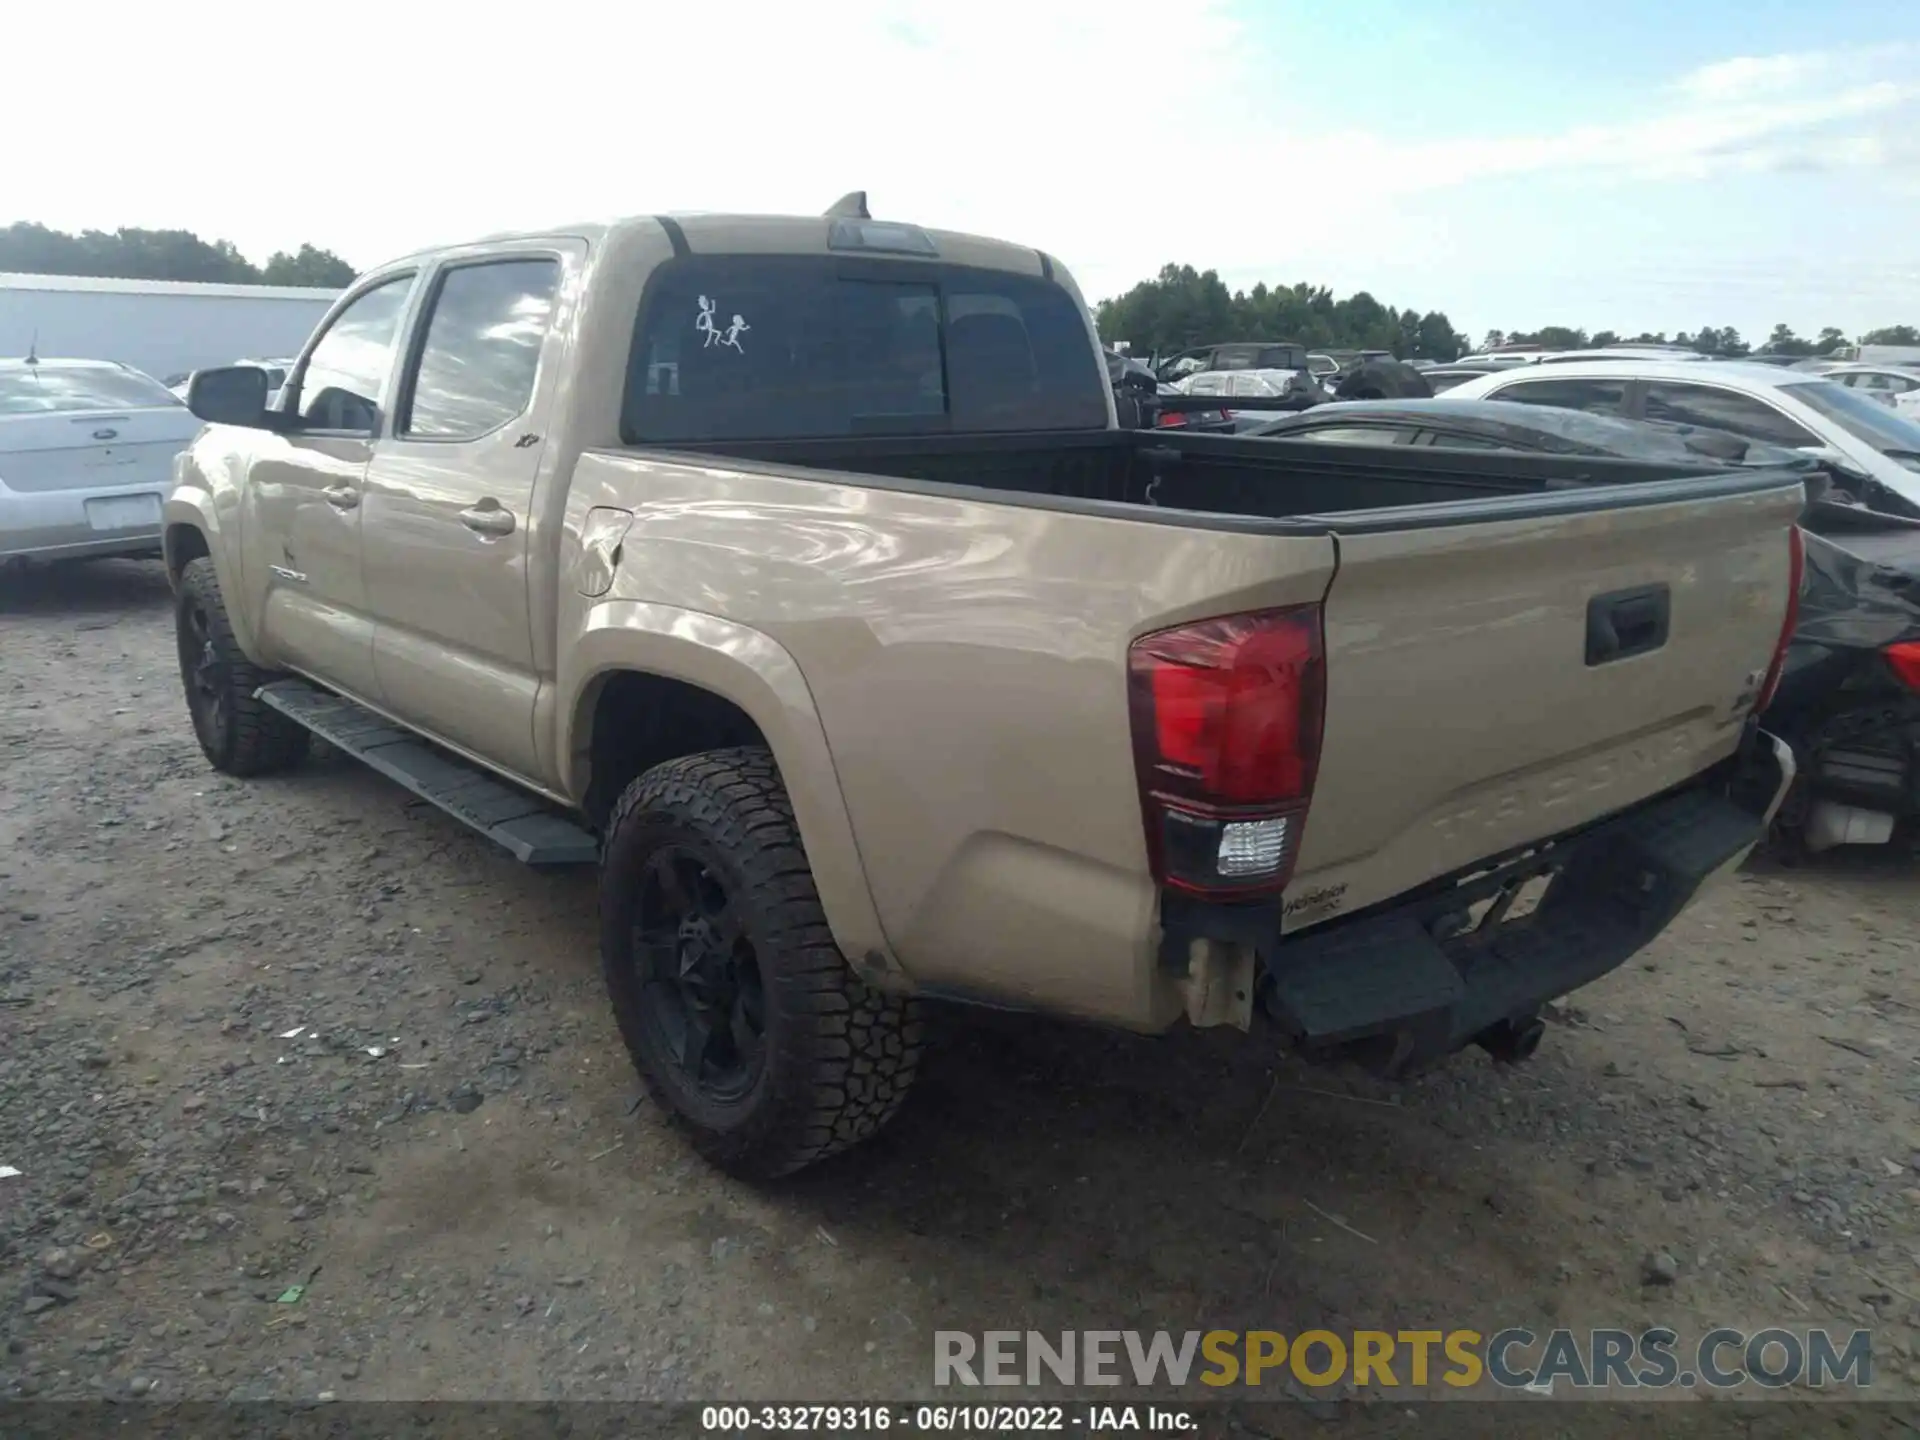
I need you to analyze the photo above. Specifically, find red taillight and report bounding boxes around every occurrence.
[1154,411,1189,429]
[1885,641,1920,691]
[1128,607,1326,898]
[1754,526,1804,714]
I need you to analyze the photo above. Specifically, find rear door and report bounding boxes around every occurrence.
[360,247,572,782]
[1288,473,1804,929]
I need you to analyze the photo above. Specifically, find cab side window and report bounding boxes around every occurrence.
[292,277,414,434]
[400,259,561,440]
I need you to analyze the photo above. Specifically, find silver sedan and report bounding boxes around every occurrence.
[1,359,203,563]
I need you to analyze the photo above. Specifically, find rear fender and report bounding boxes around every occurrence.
[558,601,899,980]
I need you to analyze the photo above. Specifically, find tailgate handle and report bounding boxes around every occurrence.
[1586,584,1670,666]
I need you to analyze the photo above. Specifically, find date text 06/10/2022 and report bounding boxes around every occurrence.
[699,1404,1195,1431]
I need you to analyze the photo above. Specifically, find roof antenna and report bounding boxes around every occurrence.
[824,191,871,220]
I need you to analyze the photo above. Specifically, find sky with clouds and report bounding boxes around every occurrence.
[9,0,1917,344]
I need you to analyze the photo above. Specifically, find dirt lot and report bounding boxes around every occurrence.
[2,559,1919,1416]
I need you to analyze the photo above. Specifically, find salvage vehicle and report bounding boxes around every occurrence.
[1106,348,1233,433]
[1442,360,1920,516]
[164,200,1801,1178]
[1155,340,1310,384]
[2,356,200,563]
[1169,366,1325,427]
[1766,500,1920,854]
[1239,398,1816,469]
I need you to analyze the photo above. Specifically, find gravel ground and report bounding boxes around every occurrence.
[2,558,1919,1414]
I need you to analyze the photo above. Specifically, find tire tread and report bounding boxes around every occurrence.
[177,557,309,777]
[600,746,924,1178]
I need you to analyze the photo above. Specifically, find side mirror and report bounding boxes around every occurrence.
[187,365,272,428]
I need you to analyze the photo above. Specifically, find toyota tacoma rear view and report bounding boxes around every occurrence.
[162,196,1801,1177]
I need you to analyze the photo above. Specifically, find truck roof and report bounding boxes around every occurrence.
[377,212,1060,280]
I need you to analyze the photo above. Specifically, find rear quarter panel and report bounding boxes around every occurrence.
[556,450,1337,1027]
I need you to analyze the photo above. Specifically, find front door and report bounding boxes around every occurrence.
[360,250,570,783]
[244,274,417,699]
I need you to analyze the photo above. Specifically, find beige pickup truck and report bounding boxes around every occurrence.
[163,198,1802,1178]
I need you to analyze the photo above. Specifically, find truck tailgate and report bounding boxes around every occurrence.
[1286,474,1804,930]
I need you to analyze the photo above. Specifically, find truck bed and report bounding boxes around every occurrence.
[647,427,1762,526]
[571,424,1801,1034]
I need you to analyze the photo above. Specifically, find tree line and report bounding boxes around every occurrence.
[0,223,355,288]
[1096,264,1919,361]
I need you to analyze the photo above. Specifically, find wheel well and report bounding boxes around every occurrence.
[165,524,210,583]
[581,671,769,831]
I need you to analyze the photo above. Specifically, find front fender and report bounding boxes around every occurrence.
[163,453,265,664]
[558,600,901,981]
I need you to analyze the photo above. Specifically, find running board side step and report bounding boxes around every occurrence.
[255,680,599,866]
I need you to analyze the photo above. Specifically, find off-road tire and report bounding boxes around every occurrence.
[1335,359,1433,401]
[599,747,926,1179]
[174,557,310,776]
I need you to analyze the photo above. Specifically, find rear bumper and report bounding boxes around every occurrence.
[1256,728,1795,1075]
[0,484,166,560]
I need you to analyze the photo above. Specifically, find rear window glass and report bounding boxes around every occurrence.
[0,364,182,416]
[621,258,1108,442]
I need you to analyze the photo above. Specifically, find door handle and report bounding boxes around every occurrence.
[323,484,360,511]
[460,501,517,538]
[1585,583,1671,665]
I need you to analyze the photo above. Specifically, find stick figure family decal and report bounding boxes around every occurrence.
[695,296,751,353]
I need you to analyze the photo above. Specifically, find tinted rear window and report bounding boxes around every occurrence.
[0,364,182,416]
[622,258,1108,442]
